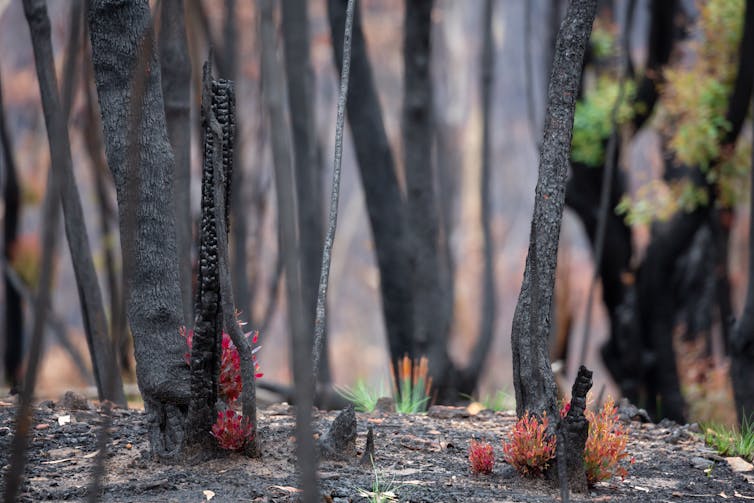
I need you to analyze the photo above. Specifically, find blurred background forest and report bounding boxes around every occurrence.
[0,0,750,427]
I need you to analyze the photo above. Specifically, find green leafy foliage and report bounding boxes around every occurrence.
[571,77,636,167]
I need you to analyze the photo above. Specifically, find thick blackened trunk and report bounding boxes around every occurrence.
[27,0,126,407]
[511,0,597,421]
[637,0,753,423]
[328,0,413,368]
[89,0,189,456]
[403,0,455,400]
[160,0,193,328]
[731,105,754,423]
[0,70,23,392]
[259,0,318,499]
[282,0,330,387]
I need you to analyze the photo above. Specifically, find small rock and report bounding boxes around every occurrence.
[39,400,56,410]
[427,405,470,420]
[691,456,715,470]
[617,398,651,423]
[318,404,357,460]
[374,397,395,413]
[60,391,91,411]
[687,423,702,433]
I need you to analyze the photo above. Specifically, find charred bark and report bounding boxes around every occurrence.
[328,0,414,367]
[160,0,193,328]
[4,2,66,497]
[89,0,189,457]
[0,69,23,393]
[28,0,126,407]
[402,0,456,401]
[511,0,597,420]
[282,0,330,388]
[259,0,318,498]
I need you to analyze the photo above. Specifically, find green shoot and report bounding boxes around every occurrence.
[335,379,385,413]
[702,415,754,462]
[357,456,399,502]
[390,355,432,414]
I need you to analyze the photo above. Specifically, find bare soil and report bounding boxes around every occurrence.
[1,395,753,502]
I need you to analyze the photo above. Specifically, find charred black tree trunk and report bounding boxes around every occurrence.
[282,0,330,388]
[565,0,678,406]
[637,0,753,423]
[730,0,754,425]
[402,0,457,401]
[185,64,223,449]
[160,0,193,328]
[556,366,593,494]
[82,49,130,376]
[27,0,126,407]
[89,0,190,457]
[0,69,23,393]
[223,0,253,327]
[511,0,597,421]
[731,118,754,424]
[328,0,414,368]
[259,0,318,498]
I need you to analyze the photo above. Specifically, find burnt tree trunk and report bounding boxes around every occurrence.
[731,108,754,424]
[328,0,414,368]
[282,0,331,388]
[89,0,190,457]
[223,0,253,326]
[27,0,126,407]
[0,68,23,393]
[511,0,597,421]
[259,0,318,499]
[160,0,193,328]
[637,0,753,422]
[403,0,456,400]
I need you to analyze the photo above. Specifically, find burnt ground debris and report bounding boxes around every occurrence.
[1,395,753,502]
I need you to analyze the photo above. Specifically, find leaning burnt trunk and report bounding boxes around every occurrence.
[89,0,189,457]
[511,0,597,421]
[328,0,414,368]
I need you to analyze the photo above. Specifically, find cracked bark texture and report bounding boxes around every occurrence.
[186,63,222,448]
[511,0,597,421]
[160,0,193,328]
[558,365,593,494]
[89,0,189,457]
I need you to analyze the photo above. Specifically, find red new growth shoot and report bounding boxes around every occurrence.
[468,440,495,474]
[584,398,632,484]
[502,412,556,477]
[180,325,263,405]
[211,409,253,451]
